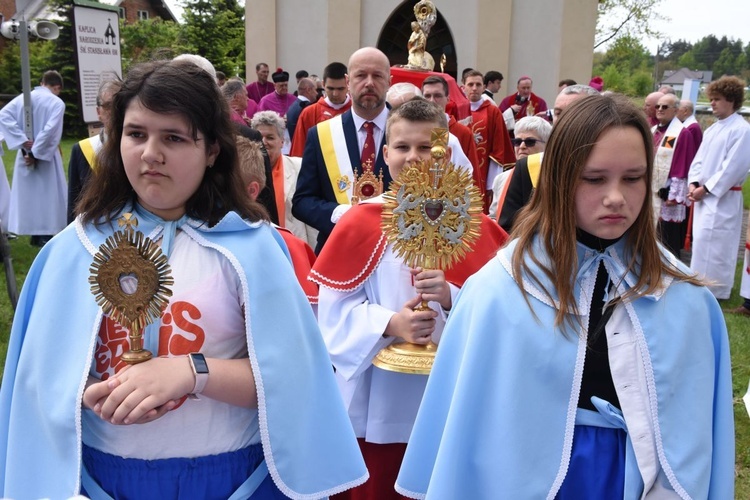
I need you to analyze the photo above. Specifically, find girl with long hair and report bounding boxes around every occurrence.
[0,60,366,499]
[396,94,734,499]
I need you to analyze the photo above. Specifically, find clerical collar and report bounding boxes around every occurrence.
[470,99,483,112]
[657,123,668,131]
[576,228,621,253]
[325,94,351,110]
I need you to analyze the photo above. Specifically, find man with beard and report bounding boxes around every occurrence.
[293,47,392,252]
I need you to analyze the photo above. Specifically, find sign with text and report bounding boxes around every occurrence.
[73,4,122,123]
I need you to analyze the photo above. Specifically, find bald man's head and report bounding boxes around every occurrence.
[677,99,694,122]
[347,47,391,119]
[644,92,664,118]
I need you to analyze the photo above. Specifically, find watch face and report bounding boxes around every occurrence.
[191,354,209,374]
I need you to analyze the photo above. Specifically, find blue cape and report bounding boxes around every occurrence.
[396,237,734,499]
[0,208,367,499]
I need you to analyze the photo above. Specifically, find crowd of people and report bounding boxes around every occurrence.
[0,46,748,498]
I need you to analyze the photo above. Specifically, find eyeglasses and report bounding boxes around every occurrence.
[655,104,674,110]
[511,138,544,147]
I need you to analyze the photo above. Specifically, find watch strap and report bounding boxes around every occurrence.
[188,353,209,395]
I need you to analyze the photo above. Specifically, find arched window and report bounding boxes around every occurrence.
[376,1,457,80]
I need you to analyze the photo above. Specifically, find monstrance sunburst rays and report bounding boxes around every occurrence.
[374,128,483,375]
[89,213,173,364]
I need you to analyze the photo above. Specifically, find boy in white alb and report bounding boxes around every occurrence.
[310,98,506,499]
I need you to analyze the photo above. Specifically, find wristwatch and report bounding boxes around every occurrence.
[188,353,209,395]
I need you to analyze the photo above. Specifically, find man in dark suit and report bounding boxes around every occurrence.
[293,47,393,252]
[286,78,318,142]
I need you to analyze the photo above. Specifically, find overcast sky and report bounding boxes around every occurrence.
[623,0,750,51]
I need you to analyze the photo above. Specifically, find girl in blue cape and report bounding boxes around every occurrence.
[0,60,366,499]
[396,94,734,499]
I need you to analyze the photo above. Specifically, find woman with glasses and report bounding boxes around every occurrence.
[490,116,552,220]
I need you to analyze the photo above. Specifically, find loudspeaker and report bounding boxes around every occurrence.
[29,21,59,40]
[0,19,59,40]
[0,20,20,40]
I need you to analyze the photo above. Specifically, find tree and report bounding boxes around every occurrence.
[664,40,693,63]
[181,0,245,77]
[595,0,666,49]
[677,52,697,70]
[0,39,56,95]
[599,35,650,73]
[713,47,738,77]
[120,18,185,72]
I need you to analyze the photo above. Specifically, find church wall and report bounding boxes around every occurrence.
[246,0,276,79]
[559,0,598,88]
[276,0,328,79]
[507,0,564,105]
[475,0,512,86]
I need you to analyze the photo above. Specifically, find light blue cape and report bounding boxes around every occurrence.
[396,237,734,499]
[0,208,367,499]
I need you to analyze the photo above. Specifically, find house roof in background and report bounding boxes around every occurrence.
[661,67,713,84]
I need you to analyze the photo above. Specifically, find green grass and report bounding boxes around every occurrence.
[2,137,77,174]
[3,138,750,496]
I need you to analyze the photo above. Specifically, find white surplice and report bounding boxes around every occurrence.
[318,243,459,444]
[0,138,10,233]
[688,112,750,299]
[0,86,67,235]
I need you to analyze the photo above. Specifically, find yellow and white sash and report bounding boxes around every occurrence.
[651,118,683,219]
[317,114,355,204]
[527,152,543,189]
[78,134,104,172]
[652,118,683,192]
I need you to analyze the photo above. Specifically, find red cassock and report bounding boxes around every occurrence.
[468,99,516,212]
[275,226,318,305]
[289,98,353,157]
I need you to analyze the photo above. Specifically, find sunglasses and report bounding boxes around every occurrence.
[655,104,673,110]
[511,138,544,147]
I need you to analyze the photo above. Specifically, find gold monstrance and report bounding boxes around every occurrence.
[89,213,173,364]
[351,159,384,205]
[373,128,482,374]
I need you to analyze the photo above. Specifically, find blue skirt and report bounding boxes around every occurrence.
[556,407,627,500]
[81,443,288,499]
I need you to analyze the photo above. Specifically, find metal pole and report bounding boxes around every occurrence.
[18,16,34,141]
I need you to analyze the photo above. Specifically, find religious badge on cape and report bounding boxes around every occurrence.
[89,213,173,364]
[351,158,384,205]
[373,127,482,375]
